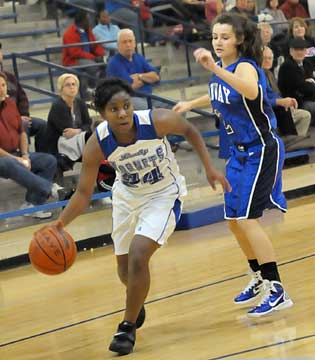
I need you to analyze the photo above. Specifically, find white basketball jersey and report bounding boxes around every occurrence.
[95,110,187,196]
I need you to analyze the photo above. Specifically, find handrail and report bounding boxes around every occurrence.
[14,53,103,81]
[54,0,97,15]
[0,191,112,220]
[0,12,17,21]
[0,27,60,40]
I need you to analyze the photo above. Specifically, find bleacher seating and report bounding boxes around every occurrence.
[0,27,60,39]
[0,12,17,21]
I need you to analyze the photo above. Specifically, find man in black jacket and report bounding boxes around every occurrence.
[278,37,315,125]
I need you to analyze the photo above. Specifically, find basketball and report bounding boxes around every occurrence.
[29,224,77,275]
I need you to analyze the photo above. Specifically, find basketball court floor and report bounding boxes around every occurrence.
[1,195,314,359]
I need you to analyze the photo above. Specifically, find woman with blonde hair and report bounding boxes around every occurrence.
[46,73,92,177]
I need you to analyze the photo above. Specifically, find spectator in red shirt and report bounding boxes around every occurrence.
[131,0,154,45]
[280,0,309,19]
[0,42,47,153]
[0,72,58,219]
[62,10,105,98]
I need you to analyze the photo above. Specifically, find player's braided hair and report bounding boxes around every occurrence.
[94,77,135,112]
[212,13,263,66]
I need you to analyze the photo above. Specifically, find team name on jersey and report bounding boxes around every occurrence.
[209,82,231,104]
[120,149,149,161]
[110,145,165,174]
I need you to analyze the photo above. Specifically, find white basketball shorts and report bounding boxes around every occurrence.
[111,184,184,255]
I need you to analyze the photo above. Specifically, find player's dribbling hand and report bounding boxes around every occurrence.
[50,219,65,230]
[37,220,64,235]
[193,48,216,71]
[206,170,232,193]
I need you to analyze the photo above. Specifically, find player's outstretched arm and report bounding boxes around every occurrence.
[172,94,211,113]
[153,109,231,192]
[58,134,105,227]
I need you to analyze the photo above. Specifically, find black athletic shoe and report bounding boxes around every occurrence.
[109,321,136,356]
[136,305,146,329]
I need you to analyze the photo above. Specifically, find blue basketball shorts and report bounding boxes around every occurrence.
[224,136,287,220]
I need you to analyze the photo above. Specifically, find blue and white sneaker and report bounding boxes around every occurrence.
[247,280,293,317]
[234,270,263,304]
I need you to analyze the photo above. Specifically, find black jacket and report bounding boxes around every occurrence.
[46,96,92,154]
[278,56,315,106]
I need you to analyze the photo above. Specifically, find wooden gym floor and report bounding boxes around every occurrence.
[1,195,314,359]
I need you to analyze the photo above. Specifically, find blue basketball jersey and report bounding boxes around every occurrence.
[95,109,187,196]
[209,57,277,145]
[208,57,286,219]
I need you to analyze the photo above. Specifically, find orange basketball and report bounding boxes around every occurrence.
[29,225,77,275]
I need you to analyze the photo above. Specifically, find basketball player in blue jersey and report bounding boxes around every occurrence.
[54,78,230,355]
[173,13,293,318]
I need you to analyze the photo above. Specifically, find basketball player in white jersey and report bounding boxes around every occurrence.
[54,78,230,355]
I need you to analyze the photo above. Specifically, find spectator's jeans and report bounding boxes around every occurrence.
[0,152,57,205]
[23,117,47,153]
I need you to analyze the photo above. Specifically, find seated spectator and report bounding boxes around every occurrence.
[46,74,92,178]
[263,46,311,136]
[258,22,284,70]
[0,72,58,219]
[280,0,309,19]
[93,9,120,57]
[147,0,206,24]
[62,10,105,99]
[205,0,226,23]
[229,0,273,22]
[105,0,141,42]
[278,37,315,125]
[245,0,256,16]
[131,0,156,45]
[182,0,207,23]
[258,22,274,47]
[106,28,160,110]
[286,17,315,64]
[0,42,47,153]
[261,0,288,36]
